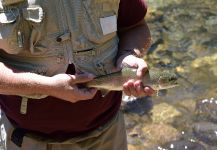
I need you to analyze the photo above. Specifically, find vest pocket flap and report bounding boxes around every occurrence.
[22,5,44,23]
[1,0,25,6]
[0,9,18,23]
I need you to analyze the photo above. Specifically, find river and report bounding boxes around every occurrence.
[124,0,217,149]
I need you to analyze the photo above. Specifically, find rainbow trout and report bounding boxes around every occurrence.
[19,67,178,114]
[86,67,178,94]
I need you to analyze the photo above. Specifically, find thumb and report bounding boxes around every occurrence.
[136,59,148,78]
[73,73,95,84]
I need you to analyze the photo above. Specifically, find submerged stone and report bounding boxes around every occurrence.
[142,124,181,145]
[150,103,182,124]
[195,97,217,122]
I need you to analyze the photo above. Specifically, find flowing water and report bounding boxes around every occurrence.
[123,0,217,149]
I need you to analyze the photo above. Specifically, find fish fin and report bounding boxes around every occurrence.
[99,89,110,97]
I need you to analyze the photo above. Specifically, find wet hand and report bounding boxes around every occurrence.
[117,54,155,97]
[123,79,155,97]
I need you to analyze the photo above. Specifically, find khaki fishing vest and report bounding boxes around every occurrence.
[0,0,120,76]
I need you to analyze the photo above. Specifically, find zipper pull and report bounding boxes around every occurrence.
[17,30,24,48]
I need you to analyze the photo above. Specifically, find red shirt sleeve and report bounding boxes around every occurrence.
[117,0,148,28]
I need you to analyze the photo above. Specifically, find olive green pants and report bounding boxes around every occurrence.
[0,109,127,150]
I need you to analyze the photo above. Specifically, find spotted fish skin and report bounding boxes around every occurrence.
[86,67,178,92]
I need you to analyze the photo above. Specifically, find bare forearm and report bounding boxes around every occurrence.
[0,62,97,102]
[0,62,52,96]
[118,20,151,57]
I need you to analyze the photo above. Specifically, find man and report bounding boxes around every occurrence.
[0,0,154,149]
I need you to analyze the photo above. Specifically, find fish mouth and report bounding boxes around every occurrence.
[160,84,179,90]
[171,83,179,88]
[170,80,179,88]
[158,80,179,90]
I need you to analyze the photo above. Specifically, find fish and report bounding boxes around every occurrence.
[19,67,178,114]
[86,67,179,95]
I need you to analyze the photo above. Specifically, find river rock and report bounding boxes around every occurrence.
[142,124,181,145]
[122,97,153,116]
[195,97,217,122]
[150,103,182,124]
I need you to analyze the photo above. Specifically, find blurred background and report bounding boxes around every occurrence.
[123,0,217,149]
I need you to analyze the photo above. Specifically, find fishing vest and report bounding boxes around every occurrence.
[0,0,120,76]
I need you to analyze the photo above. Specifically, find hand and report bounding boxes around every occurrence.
[49,73,97,103]
[116,54,155,97]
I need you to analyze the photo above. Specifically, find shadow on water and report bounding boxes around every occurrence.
[124,0,217,149]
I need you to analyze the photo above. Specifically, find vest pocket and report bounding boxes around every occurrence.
[82,0,117,44]
[0,8,22,54]
[0,5,46,55]
[25,5,45,55]
[94,44,118,75]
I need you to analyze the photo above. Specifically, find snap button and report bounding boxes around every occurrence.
[56,37,62,42]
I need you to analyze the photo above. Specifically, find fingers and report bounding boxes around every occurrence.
[136,59,148,78]
[123,80,155,97]
[72,73,95,84]
[67,87,97,103]
[123,79,137,96]
[73,72,97,101]
[119,56,153,97]
[143,86,156,96]
[77,88,98,101]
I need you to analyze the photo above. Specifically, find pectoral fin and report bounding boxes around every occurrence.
[99,89,110,97]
